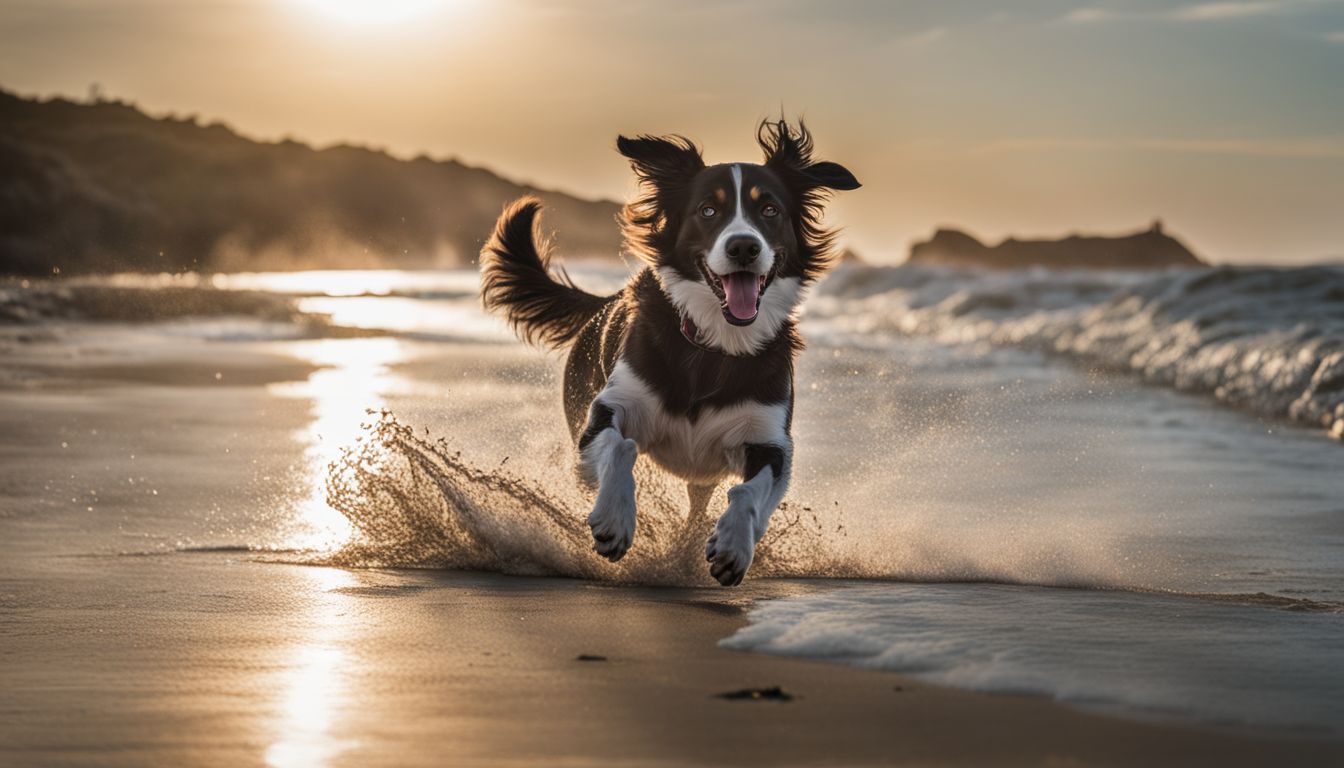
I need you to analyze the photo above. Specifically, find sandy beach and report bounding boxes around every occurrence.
[6,555,1343,768]
[2,270,1342,766]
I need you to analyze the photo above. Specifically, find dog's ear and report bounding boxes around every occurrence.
[801,161,860,191]
[616,134,705,193]
[759,119,861,192]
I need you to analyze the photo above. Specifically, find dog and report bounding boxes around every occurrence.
[479,120,859,586]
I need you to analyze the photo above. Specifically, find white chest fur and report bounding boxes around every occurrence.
[596,361,789,484]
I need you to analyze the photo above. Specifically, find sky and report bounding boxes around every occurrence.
[2,0,1343,264]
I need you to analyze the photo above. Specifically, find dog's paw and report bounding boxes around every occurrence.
[590,506,635,562]
[587,438,637,562]
[705,489,757,587]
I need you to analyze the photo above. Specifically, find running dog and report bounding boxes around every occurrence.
[480,120,859,586]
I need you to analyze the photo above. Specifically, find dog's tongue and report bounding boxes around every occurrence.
[721,272,760,321]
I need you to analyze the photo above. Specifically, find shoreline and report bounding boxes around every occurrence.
[5,555,1341,767]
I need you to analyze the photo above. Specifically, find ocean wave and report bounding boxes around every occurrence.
[1166,590,1344,614]
[0,278,306,325]
[812,263,1344,439]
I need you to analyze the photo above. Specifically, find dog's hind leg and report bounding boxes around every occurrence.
[672,482,717,563]
[687,482,715,526]
[706,442,792,586]
[578,401,638,562]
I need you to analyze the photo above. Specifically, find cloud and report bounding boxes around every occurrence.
[1327,30,1344,42]
[899,27,948,46]
[960,136,1344,160]
[1171,2,1281,20]
[1061,7,1115,23]
[1055,0,1311,25]
[1129,136,1344,158]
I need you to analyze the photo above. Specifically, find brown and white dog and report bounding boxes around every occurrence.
[480,120,859,586]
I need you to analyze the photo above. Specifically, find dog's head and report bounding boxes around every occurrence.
[618,120,859,355]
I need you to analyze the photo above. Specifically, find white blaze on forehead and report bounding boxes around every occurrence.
[706,164,774,277]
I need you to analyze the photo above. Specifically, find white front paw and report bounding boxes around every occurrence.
[577,444,602,489]
[705,488,757,587]
[587,438,637,562]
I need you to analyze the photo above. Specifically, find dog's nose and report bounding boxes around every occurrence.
[725,235,762,267]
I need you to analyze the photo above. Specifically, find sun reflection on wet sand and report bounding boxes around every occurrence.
[210,269,482,297]
[264,567,358,768]
[272,337,414,550]
[298,295,512,340]
[255,284,460,765]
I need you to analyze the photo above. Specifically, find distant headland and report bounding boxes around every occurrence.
[908,222,1205,270]
[0,89,622,275]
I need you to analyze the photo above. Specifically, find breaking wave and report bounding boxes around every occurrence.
[812,263,1344,439]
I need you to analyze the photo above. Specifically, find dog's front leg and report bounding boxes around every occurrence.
[578,401,638,562]
[706,442,792,586]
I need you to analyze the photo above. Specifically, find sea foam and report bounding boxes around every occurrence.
[811,263,1344,439]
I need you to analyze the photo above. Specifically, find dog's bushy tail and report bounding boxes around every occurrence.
[480,197,615,349]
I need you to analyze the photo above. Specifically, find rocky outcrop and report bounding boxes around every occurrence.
[908,222,1204,270]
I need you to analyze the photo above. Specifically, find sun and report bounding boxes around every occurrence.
[293,0,446,26]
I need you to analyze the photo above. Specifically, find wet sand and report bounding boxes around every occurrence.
[4,556,1343,768]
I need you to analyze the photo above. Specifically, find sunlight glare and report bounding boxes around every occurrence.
[292,0,448,26]
[264,568,356,768]
[273,337,414,550]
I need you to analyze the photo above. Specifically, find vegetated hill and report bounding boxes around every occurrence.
[908,221,1205,270]
[0,89,623,275]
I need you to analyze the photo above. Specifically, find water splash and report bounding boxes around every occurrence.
[313,405,1177,591]
[317,412,846,586]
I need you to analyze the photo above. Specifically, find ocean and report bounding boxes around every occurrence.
[2,262,1341,737]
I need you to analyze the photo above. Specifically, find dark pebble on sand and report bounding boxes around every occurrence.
[716,686,794,702]
[575,654,607,662]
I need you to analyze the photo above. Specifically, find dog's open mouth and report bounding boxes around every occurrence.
[697,258,773,326]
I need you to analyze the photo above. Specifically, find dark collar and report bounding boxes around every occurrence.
[679,313,722,354]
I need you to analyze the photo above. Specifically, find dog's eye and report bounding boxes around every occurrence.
[699,205,717,218]
[761,203,780,218]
